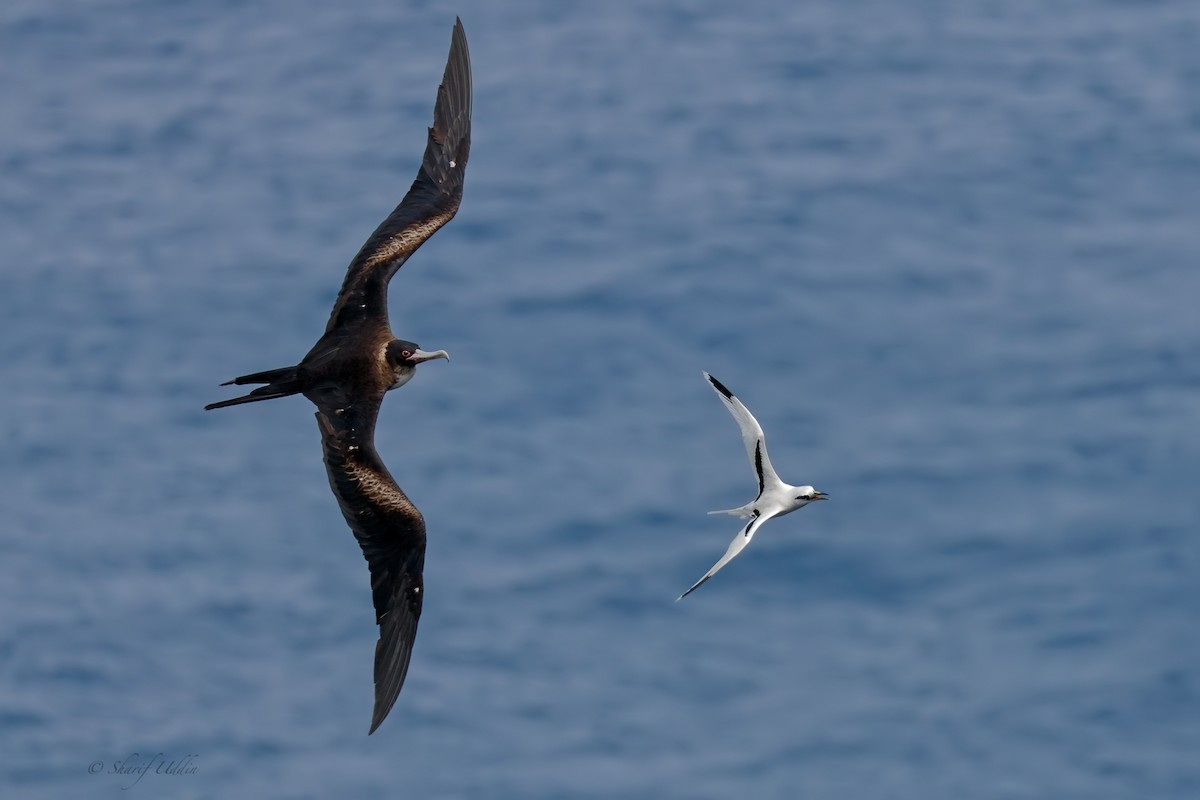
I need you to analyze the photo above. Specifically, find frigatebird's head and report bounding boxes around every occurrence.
[795,487,829,504]
[385,339,450,390]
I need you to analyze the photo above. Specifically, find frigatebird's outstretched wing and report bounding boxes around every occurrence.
[316,409,427,734]
[326,18,472,334]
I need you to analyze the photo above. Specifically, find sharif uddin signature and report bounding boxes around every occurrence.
[88,752,199,789]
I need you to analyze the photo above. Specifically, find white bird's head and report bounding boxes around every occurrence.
[796,487,829,503]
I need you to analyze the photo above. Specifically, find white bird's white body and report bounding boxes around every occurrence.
[678,372,827,600]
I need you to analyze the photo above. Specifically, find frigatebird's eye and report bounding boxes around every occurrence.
[401,350,412,359]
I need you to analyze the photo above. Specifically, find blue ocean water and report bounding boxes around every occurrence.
[2,0,1198,797]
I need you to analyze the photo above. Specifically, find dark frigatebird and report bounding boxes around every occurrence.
[206,18,471,734]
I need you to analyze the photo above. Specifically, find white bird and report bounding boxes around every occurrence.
[678,372,828,600]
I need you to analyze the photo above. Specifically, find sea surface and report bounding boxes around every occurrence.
[2,1,1198,798]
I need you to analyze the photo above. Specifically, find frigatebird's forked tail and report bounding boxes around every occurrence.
[204,364,302,410]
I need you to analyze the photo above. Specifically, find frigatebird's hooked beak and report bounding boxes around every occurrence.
[410,348,450,364]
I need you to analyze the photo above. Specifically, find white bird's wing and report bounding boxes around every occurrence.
[677,509,776,600]
[704,372,784,495]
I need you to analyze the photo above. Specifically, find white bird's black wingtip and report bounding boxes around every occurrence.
[704,371,735,401]
[676,574,711,601]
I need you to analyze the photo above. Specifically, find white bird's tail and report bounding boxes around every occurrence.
[707,506,753,519]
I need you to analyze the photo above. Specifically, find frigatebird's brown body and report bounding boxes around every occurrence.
[206,19,471,734]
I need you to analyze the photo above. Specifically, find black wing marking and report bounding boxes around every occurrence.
[325,19,472,334]
[703,372,784,491]
[754,441,765,497]
[316,410,427,735]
